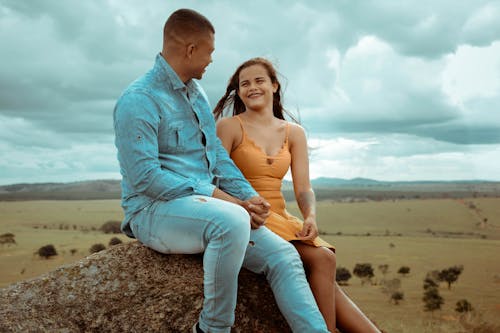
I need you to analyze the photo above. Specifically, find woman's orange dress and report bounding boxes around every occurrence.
[230,116,334,250]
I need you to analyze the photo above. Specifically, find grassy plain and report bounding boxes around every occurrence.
[1,198,500,332]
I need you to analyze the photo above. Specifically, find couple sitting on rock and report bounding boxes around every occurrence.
[114,8,380,333]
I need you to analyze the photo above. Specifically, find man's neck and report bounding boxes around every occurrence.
[160,52,191,84]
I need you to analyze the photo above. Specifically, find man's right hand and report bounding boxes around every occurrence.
[241,196,271,229]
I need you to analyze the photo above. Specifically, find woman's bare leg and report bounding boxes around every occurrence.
[293,242,336,331]
[335,283,381,332]
[293,242,381,333]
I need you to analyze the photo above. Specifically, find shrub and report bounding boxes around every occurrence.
[353,263,374,285]
[336,267,352,285]
[38,244,58,259]
[109,237,123,246]
[456,299,473,313]
[391,291,404,305]
[0,233,16,246]
[100,220,122,234]
[398,266,410,276]
[70,248,78,255]
[89,243,106,254]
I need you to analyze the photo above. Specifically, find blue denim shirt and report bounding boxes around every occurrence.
[114,54,257,237]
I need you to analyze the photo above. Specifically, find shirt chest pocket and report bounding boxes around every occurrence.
[159,120,185,153]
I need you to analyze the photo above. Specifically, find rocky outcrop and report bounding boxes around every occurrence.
[0,241,289,332]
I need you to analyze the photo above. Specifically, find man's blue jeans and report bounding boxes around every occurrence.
[130,195,329,333]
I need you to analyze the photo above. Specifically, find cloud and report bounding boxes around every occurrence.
[306,135,498,181]
[0,0,499,184]
[0,138,120,185]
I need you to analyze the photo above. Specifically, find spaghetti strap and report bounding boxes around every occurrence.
[284,122,290,144]
[235,115,247,141]
[235,115,245,136]
[235,115,244,127]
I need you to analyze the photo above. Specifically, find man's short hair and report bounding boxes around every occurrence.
[163,9,214,44]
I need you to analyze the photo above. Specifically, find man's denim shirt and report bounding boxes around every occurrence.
[114,54,257,237]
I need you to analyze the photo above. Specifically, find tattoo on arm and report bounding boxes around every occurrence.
[297,190,316,219]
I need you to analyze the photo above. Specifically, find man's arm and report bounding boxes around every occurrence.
[114,92,215,200]
[213,135,258,200]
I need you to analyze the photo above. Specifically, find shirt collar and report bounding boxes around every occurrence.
[154,53,199,94]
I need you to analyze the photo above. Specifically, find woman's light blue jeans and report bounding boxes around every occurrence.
[130,195,328,333]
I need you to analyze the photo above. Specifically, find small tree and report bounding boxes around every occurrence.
[423,287,444,314]
[438,265,463,289]
[336,267,352,285]
[109,237,123,246]
[391,291,404,305]
[423,277,438,290]
[456,299,473,313]
[38,244,58,259]
[89,243,106,254]
[398,266,410,277]
[353,263,374,285]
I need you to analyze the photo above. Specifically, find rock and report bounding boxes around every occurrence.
[0,241,290,332]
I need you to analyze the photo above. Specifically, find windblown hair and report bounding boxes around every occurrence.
[163,9,214,45]
[213,57,298,122]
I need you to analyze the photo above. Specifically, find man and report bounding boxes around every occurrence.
[114,8,329,333]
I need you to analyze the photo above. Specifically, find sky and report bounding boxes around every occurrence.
[1,0,500,185]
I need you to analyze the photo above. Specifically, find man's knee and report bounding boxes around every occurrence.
[212,204,250,241]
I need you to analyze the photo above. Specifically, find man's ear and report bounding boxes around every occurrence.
[186,43,196,59]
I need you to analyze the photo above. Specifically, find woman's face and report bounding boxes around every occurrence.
[237,64,278,112]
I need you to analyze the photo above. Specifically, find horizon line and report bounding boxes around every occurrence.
[2,177,500,187]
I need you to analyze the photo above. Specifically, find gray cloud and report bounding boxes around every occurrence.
[0,0,499,184]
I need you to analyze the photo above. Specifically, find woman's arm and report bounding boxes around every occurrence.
[289,124,318,240]
[216,117,241,154]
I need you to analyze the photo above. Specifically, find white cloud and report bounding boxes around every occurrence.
[442,41,500,105]
[304,135,500,181]
[0,0,499,184]
[0,140,120,185]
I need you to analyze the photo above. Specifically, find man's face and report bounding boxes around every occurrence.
[190,32,215,80]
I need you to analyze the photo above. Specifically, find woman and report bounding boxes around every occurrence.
[214,57,381,333]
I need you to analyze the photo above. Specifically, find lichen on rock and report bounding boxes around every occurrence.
[0,241,290,332]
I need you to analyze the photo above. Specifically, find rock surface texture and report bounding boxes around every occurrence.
[0,241,290,332]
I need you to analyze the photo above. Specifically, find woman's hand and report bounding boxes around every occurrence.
[295,216,318,240]
[242,196,271,229]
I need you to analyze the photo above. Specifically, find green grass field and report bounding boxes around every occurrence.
[1,198,499,332]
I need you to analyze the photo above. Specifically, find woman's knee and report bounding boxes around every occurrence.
[321,249,336,268]
[307,248,336,274]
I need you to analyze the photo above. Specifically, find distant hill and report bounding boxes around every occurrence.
[0,180,121,201]
[1,178,499,201]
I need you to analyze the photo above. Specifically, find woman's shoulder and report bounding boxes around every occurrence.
[216,116,243,144]
[286,121,306,138]
[216,115,240,129]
